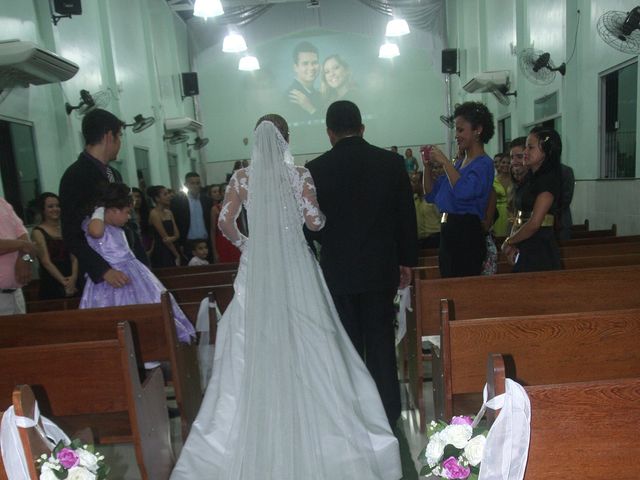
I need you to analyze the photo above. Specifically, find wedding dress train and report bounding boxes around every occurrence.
[170,121,401,480]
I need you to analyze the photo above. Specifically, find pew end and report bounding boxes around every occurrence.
[486,353,640,479]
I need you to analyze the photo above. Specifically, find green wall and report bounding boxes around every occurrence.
[0,0,194,198]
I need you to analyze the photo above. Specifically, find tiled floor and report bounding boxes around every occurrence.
[99,376,435,479]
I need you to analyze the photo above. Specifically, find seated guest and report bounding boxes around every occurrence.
[502,127,563,272]
[31,193,78,299]
[188,239,209,266]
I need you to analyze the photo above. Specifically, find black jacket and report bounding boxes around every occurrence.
[170,192,213,246]
[59,152,148,283]
[306,136,418,294]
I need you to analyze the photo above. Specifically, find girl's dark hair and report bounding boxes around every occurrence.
[453,101,495,144]
[36,192,59,216]
[98,183,133,209]
[146,185,167,203]
[529,126,562,168]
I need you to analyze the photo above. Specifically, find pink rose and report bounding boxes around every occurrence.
[57,448,80,469]
[442,456,471,479]
[450,415,473,426]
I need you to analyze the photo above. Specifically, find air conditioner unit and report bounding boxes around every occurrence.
[463,70,510,93]
[164,117,203,132]
[0,40,79,89]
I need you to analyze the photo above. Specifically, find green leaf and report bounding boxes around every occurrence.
[53,440,65,455]
[69,438,82,449]
[53,467,68,479]
[467,472,479,480]
[442,444,460,458]
[420,464,435,476]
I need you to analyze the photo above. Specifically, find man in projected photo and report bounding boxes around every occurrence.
[286,41,322,117]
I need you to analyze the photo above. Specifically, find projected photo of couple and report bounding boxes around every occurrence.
[285,41,360,121]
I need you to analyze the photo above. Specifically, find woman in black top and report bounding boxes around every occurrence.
[501,126,562,272]
[31,193,78,299]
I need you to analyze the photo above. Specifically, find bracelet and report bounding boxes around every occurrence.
[91,207,105,221]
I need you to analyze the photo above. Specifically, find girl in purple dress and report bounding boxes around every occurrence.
[79,183,195,343]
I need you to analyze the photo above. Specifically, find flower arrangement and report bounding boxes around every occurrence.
[419,415,488,480]
[36,439,109,480]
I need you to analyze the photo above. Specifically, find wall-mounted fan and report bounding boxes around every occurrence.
[125,114,155,133]
[65,89,111,117]
[518,49,566,85]
[163,130,189,145]
[188,136,209,150]
[597,6,640,54]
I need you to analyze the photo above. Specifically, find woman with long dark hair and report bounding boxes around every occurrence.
[422,101,495,277]
[31,193,78,299]
[502,126,563,272]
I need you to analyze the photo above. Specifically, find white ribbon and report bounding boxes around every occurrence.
[474,379,531,480]
[1,403,70,480]
[394,286,412,346]
[196,296,221,388]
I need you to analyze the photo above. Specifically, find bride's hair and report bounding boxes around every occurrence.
[255,114,289,142]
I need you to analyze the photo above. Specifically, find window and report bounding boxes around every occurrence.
[134,146,150,191]
[497,116,511,154]
[534,92,558,121]
[600,59,637,178]
[0,119,40,225]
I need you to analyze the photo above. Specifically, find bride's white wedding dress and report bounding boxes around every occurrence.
[170,121,401,480]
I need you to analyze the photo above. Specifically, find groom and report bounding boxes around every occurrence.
[306,100,418,426]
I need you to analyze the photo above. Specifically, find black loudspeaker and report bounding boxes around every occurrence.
[53,0,82,15]
[181,72,199,97]
[441,48,459,74]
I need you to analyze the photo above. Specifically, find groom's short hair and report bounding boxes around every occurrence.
[326,100,362,136]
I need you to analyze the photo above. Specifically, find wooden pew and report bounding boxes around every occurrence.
[408,265,640,430]
[159,270,237,290]
[0,322,174,480]
[433,304,640,420]
[487,353,640,480]
[11,384,62,479]
[154,262,239,279]
[416,252,640,279]
[1,294,201,441]
[569,222,616,239]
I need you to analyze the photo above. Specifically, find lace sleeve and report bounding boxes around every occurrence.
[218,170,248,250]
[298,167,326,231]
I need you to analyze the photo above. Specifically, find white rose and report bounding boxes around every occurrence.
[39,464,58,480]
[76,448,99,472]
[66,466,96,480]
[442,424,473,449]
[463,434,487,467]
[425,431,446,467]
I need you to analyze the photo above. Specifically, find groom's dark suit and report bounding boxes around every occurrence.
[306,136,418,424]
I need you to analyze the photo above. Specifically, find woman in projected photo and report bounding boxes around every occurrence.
[320,54,358,104]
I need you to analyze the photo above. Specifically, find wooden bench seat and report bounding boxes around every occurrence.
[153,262,239,279]
[407,265,640,430]
[0,294,201,441]
[416,252,640,278]
[159,269,237,290]
[0,322,174,480]
[433,304,640,420]
[486,353,640,479]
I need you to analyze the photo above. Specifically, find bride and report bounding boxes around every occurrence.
[170,115,401,479]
